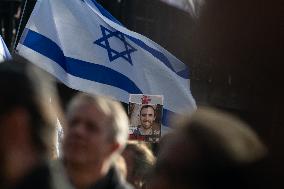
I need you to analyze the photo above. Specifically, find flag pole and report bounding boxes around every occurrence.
[13,0,28,53]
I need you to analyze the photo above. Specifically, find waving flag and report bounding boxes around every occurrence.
[16,0,196,128]
[0,35,11,62]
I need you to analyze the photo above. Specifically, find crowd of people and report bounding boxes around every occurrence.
[0,0,283,189]
[0,55,281,189]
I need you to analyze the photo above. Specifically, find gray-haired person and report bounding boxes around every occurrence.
[62,93,133,189]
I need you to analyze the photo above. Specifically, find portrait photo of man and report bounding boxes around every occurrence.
[134,105,160,136]
[128,94,163,143]
[128,94,163,142]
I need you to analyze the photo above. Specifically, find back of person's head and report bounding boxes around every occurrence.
[0,55,60,157]
[67,93,129,153]
[0,55,62,188]
[151,107,270,189]
[122,141,155,189]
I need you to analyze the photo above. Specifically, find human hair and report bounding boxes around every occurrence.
[139,105,156,117]
[67,93,129,152]
[154,107,269,189]
[123,141,155,188]
[175,107,267,164]
[0,55,61,158]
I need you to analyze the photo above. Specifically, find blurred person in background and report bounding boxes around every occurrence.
[62,93,133,189]
[149,107,272,189]
[191,0,284,184]
[0,55,68,189]
[122,141,155,189]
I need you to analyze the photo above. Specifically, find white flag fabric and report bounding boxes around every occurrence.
[160,0,203,17]
[16,0,196,127]
[0,35,11,62]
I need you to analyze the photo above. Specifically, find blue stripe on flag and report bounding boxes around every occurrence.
[22,29,142,94]
[90,0,123,26]
[126,36,175,73]
[90,0,189,79]
[162,108,174,127]
[177,67,190,78]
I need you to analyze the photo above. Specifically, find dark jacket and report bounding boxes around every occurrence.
[11,164,52,189]
[90,167,133,189]
[11,160,73,189]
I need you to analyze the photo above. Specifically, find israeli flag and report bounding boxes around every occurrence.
[16,0,196,128]
[0,35,11,62]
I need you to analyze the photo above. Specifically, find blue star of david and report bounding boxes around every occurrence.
[94,25,137,65]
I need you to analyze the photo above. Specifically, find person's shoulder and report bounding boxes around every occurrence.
[48,159,74,189]
[116,181,134,189]
[12,163,52,189]
[110,167,135,189]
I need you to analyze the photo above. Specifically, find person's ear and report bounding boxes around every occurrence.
[106,141,120,157]
[110,142,120,153]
